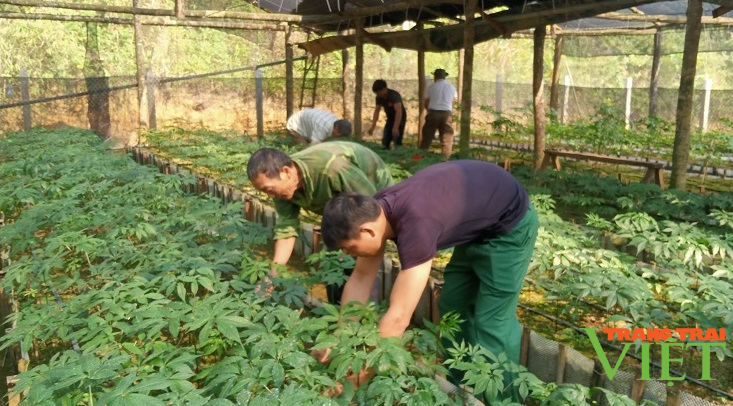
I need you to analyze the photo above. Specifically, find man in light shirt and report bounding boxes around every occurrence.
[420,68,457,159]
[286,108,352,144]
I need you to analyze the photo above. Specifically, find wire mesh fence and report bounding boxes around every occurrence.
[1,68,732,148]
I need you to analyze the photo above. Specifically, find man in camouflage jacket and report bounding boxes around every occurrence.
[247,141,394,302]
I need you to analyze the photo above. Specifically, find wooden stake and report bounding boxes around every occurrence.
[555,343,567,384]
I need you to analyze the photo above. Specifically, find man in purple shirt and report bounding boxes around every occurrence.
[320,160,538,400]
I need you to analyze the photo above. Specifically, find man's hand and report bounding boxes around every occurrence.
[367,126,375,136]
[392,127,400,137]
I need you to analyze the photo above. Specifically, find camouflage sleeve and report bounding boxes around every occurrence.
[273,199,301,240]
[328,158,379,196]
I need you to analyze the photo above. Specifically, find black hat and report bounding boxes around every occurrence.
[432,68,448,78]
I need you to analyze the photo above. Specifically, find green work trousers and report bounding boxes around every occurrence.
[438,204,538,401]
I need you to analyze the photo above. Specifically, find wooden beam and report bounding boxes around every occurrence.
[707,0,733,9]
[0,12,286,30]
[713,6,733,17]
[300,0,663,55]
[359,27,392,52]
[596,11,733,25]
[0,0,307,22]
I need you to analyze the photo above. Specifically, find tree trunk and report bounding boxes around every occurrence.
[671,0,703,190]
[458,0,476,157]
[533,25,547,170]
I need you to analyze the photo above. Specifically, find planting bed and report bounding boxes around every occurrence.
[2,127,731,405]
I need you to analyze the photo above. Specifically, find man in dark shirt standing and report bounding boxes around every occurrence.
[368,79,406,149]
[320,160,538,401]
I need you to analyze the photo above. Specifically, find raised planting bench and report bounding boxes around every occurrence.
[540,149,665,187]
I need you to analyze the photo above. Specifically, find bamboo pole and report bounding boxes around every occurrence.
[671,0,703,190]
[458,0,476,157]
[532,25,547,170]
[354,18,364,139]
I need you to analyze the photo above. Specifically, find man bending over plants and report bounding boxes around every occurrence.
[319,160,538,401]
[247,141,394,303]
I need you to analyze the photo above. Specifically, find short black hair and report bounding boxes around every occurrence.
[333,119,352,136]
[247,148,293,180]
[321,192,382,250]
[372,79,387,92]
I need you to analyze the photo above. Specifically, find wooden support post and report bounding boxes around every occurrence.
[6,376,20,406]
[630,368,647,402]
[133,0,149,139]
[649,29,662,117]
[285,26,294,119]
[519,326,531,367]
[458,0,476,157]
[532,25,547,170]
[20,68,31,130]
[417,21,426,147]
[340,30,352,121]
[624,77,632,130]
[555,343,567,384]
[458,48,465,102]
[666,386,681,406]
[313,226,322,254]
[590,358,606,404]
[174,0,184,19]
[430,278,443,325]
[146,68,156,130]
[354,19,364,138]
[562,75,570,124]
[549,34,563,115]
[671,0,703,190]
[255,68,264,140]
[700,77,712,132]
[495,73,503,114]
